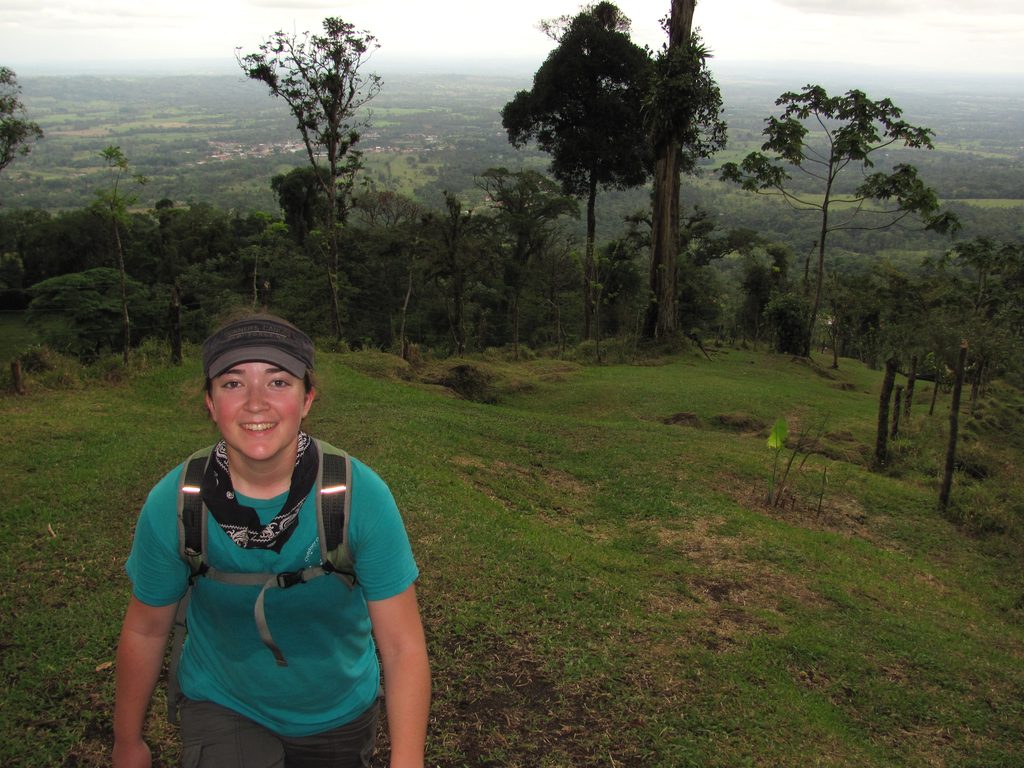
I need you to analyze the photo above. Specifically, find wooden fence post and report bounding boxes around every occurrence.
[11,359,26,395]
[939,341,969,513]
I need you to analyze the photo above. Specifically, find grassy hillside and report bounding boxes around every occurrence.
[1,347,1022,766]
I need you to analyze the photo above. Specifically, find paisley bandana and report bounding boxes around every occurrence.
[200,432,318,552]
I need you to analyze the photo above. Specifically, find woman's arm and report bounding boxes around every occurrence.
[112,596,178,768]
[368,584,431,768]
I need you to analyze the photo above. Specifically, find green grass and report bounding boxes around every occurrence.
[0,312,41,363]
[944,198,1024,208]
[1,347,1022,766]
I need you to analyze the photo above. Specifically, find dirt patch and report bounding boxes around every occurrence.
[642,516,826,653]
[432,364,498,403]
[662,411,702,427]
[450,455,591,524]
[414,628,655,768]
[711,413,769,434]
[721,468,880,543]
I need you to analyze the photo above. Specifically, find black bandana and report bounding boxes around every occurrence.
[200,432,318,552]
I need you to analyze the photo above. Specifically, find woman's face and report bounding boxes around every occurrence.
[205,361,315,471]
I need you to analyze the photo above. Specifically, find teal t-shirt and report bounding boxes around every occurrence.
[126,451,419,737]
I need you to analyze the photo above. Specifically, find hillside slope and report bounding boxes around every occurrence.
[1,348,1021,766]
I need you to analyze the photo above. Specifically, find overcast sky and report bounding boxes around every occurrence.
[2,0,1022,78]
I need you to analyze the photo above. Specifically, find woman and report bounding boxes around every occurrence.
[113,313,430,768]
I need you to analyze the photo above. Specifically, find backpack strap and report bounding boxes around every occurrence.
[167,446,215,725]
[315,439,356,586]
[177,446,214,579]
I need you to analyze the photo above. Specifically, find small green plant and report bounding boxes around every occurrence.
[766,414,830,511]
[767,416,789,505]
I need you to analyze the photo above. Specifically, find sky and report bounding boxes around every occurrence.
[2,0,1022,79]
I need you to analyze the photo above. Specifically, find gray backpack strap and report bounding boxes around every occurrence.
[177,446,214,577]
[167,447,214,726]
[315,439,355,586]
[166,590,191,726]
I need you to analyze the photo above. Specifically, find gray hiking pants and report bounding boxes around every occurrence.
[179,697,379,768]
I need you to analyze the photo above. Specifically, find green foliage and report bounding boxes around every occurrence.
[239,16,384,339]
[720,84,958,355]
[767,416,788,449]
[502,3,651,196]
[766,416,788,505]
[0,67,43,176]
[26,268,159,360]
[270,165,327,244]
[502,0,652,340]
[643,31,727,172]
[238,16,380,217]
[764,291,810,355]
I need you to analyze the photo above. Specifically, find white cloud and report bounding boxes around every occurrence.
[1,0,1021,75]
[775,0,1023,16]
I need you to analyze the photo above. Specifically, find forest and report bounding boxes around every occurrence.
[1,11,1022,381]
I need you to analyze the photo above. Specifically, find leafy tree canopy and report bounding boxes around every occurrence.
[720,84,956,234]
[501,2,652,196]
[0,67,44,177]
[237,17,380,198]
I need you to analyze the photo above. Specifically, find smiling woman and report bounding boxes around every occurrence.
[112,312,430,768]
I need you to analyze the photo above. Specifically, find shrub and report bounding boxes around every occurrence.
[764,291,810,355]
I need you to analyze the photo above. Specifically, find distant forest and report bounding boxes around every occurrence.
[1,69,1022,373]
[3,72,1023,224]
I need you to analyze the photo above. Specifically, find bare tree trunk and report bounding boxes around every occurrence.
[804,202,830,357]
[970,357,985,414]
[11,359,25,395]
[113,222,130,365]
[645,146,682,338]
[583,175,597,340]
[874,357,898,468]
[929,357,942,416]
[399,265,413,361]
[169,284,183,366]
[891,385,903,439]
[829,320,839,369]
[326,265,343,341]
[904,354,918,420]
[939,342,969,512]
[512,290,521,361]
[325,176,344,341]
[251,249,260,308]
[643,0,694,341]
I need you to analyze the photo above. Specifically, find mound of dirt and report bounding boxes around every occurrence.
[711,413,768,434]
[435,363,497,404]
[662,412,702,427]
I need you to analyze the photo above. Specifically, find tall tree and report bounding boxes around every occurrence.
[502,2,651,339]
[93,146,146,364]
[721,85,957,356]
[0,67,43,180]
[479,168,578,359]
[239,17,381,339]
[642,1,727,339]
